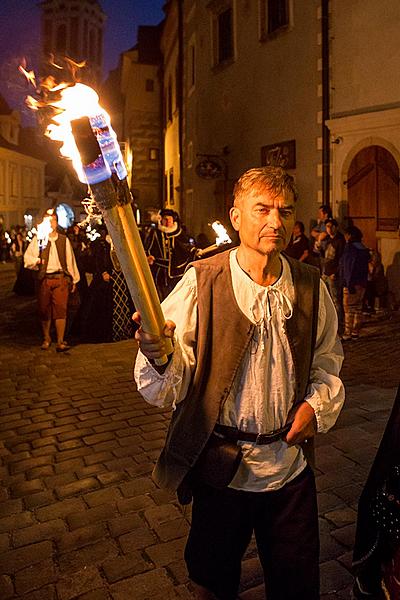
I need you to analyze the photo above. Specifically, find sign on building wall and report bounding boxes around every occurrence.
[196,158,224,179]
[261,139,296,169]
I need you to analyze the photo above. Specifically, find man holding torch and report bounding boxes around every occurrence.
[24,211,80,351]
[134,166,345,600]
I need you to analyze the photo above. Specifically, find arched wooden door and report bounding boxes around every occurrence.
[346,145,399,249]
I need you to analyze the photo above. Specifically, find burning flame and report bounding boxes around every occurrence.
[18,65,37,89]
[44,83,103,182]
[21,63,128,188]
[37,210,54,250]
[211,221,232,246]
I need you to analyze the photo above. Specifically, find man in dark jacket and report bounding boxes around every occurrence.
[144,208,195,301]
[322,219,345,326]
[339,225,370,340]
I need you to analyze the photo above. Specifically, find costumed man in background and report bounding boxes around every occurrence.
[144,208,196,301]
[24,211,80,352]
[133,167,345,600]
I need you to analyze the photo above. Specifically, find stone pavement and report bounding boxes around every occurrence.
[0,261,399,600]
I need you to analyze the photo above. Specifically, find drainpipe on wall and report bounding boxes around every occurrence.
[177,0,185,215]
[159,57,165,211]
[321,0,330,207]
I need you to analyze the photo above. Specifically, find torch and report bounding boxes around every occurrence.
[74,122,173,365]
[34,83,173,365]
[195,220,233,258]
[36,211,53,258]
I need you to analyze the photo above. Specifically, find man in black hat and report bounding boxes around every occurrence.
[145,208,195,301]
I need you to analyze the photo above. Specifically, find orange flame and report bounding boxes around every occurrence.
[21,63,124,185]
[18,65,36,88]
[44,83,105,182]
[37,210,54,250]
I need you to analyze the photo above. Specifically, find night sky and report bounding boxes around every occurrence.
[0,0,165,114]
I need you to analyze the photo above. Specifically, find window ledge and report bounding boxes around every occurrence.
[259,24,291,43]
[212,56,235,73]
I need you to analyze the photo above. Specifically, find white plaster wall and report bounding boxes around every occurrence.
[331,0,400,115]
[0,149,45,227]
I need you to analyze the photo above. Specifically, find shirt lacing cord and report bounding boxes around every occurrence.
[250,287,293,353]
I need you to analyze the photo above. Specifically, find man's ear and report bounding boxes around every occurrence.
[230,206,240,232]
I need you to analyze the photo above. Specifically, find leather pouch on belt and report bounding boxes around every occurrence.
[191,433,243,489]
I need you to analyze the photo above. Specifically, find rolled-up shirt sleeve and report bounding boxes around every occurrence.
[305,280,345,433]
[134,268,198,408]
[65,238,80,284]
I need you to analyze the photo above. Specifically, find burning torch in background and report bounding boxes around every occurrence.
[195,220,232,258]
[27,80,173,365]
[37,210,54,252]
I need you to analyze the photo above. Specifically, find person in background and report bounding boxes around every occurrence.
[24,211,80,351]
[67,223,89,301]
[322,219,345,328]
[10,225,25,276]
[0,225,9,263]
[353,384,400,599]
[134,166,344,600]
[338,225,370,341]
[310,204,332,269]
[81,225,134,343]
[284,220,310,262]
[12,225,35,296]
[144,208,196,301]
[80,224,113,343]
[363,250,388,315]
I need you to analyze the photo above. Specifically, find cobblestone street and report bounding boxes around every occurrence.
[0,262,399,600]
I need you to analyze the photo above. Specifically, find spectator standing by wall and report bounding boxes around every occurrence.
[339,225,370,341]
[322,219,345,329]
[310,204,332,270]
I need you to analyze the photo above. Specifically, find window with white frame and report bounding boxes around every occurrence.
[259,0,291,39]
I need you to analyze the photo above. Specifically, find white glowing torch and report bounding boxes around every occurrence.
[37,211,53,252]
[195,220,233,258]
[30,82,172,364]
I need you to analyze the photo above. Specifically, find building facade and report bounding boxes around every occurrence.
[327,0,400,304]
[161,0,322,239]
[0,97,46,228]
[39,0,106,84]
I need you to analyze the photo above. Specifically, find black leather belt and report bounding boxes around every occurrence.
[45,272,64,279]
[214,422,292,445]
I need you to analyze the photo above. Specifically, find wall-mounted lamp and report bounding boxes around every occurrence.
[331,136,343,145]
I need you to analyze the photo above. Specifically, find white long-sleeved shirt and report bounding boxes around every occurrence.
[24,235,80,284]
[134,250,345,492]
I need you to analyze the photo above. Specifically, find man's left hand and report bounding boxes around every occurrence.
[285,402,317,446]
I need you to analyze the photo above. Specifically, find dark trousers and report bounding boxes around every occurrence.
[185,466,319,600]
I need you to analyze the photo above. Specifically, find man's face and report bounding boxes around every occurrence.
[230,189,296,256]
[293,223,302,237]
[161,215,174,228]
[50,216,58,231]
[326,222,337,237]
